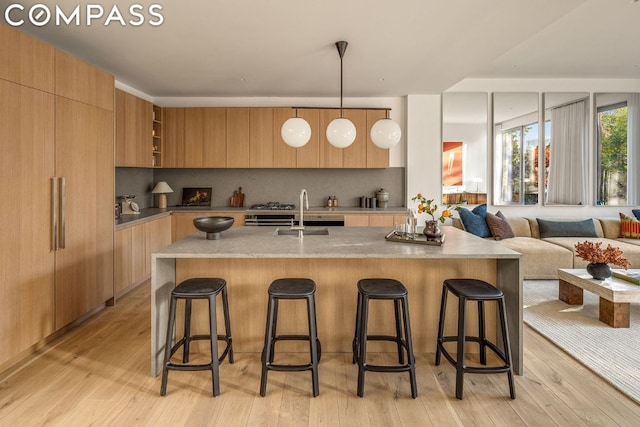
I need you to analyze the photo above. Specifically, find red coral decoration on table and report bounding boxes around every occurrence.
[574,241,630,269]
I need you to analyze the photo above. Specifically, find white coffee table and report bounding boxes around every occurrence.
[558,269,640,328]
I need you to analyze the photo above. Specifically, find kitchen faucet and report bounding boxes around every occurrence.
[291,189,309,238]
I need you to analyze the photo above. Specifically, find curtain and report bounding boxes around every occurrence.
[627,93,640,205]
[547,100,588,204]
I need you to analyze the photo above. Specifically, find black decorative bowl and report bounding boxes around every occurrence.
[193,216,234,240]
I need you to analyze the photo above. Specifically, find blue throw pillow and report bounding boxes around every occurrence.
[632,209,640,221]
[459,204,491,238]
[536,218,597,238]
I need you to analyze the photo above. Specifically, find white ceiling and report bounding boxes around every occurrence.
[6,0,640,98]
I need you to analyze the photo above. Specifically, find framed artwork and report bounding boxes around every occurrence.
[442,141,463,186]
[181,187,212,206]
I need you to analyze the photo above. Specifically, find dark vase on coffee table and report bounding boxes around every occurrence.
[586,262,611,280]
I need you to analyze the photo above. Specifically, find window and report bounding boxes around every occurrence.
[596,102,628,205]
[496,123,539,205]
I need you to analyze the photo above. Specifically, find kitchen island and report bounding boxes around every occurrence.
[151,226,522,376]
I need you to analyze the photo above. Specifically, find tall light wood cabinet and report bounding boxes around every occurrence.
[0,23,115,369]
[184,107,204,167]
[54,95,114,329]
[343,109,367,168]
[319,109,343,168]
[202,107,226,167]
[0,79,56,368]
[296,108,320,168]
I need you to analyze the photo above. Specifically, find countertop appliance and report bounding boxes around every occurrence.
[119,195,140,215]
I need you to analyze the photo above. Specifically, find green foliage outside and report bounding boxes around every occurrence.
[598,107,627,204]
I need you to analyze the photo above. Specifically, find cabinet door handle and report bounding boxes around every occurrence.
[51,177,58,251]
[59,177,66,249]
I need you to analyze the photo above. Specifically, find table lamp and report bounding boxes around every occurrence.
[152,181,173,209]
[472,177,484,193]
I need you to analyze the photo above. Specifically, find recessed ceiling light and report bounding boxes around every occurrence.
[378,78,385,82]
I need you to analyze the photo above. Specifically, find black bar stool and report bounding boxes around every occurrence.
[352,278,417,398]
[435,278,515,400]
[260,278,321,397]
[160,277,233,397]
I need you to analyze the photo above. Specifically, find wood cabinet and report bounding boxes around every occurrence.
[160,106,389,169]
[54,95,114,329]
[203,108,226,167]
[163,107,185,167]
[115,89,153,167]
[0,23,54,92]
[227,108,250,167]
[172,212,245,242]
[250,107,274,167]
[344,214,406,227]
[115,216,171,297]
[0,79,55,368]
[0,30,115,369]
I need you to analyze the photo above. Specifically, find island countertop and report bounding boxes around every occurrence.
[153,225,521,260]
[151,225,523,377]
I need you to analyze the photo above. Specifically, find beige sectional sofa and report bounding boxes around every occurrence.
[454,217,640,280]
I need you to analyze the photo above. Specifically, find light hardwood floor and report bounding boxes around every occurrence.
[1,282,638,426]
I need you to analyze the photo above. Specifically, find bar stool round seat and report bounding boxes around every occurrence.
[260,278,321,397]
[435,278,515,400]
[352,278,417,398]
[160,277,233,397]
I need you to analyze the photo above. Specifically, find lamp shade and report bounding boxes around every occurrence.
[370,118,401,149]
[152,181,173,194]
[326,117,356,148]
[281,117,311,147]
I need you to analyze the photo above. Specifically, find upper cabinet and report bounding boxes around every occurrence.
[115,89,153,167]
[0,23,54,92]
[55,49,114,111]
[160,106,390,169]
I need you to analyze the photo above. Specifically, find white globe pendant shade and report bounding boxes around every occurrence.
[281,117,311,147]
[370,118,401,148]
[326,117,356,148]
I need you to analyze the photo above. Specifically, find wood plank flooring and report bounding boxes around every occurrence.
[1,282,639,426]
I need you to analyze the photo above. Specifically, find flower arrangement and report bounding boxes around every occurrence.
[411,193,461,223]
[574,241,630,269]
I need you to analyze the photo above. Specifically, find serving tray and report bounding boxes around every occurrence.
[384,230,445,246]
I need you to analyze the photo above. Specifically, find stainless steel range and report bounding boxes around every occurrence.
[244,201,344,226]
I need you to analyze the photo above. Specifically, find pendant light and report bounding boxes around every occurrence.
[370,109,401,148]
[281,108,311,147]
[326,41,356,148]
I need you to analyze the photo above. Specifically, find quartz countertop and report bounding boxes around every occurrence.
[153,225,521,260]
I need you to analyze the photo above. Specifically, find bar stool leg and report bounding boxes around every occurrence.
[356,295,369,397]
[435,287,448,366]
[498,299,516,399]
[478,300,487,365]
[221,286,234,363]
[183,299,192,363]
[160,295,178,396]
[401,296,418,399]
[307,295,320,397]
[260,296,276,397]
[394,299,405,365]
[352,291,363,364]
[455,295,467,400]
[209,294,220,397]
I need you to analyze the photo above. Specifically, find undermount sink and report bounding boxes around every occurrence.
[193,216,234,240]
[276,228,330,236]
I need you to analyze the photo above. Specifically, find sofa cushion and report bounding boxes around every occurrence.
[508,217,533,238]
[495,237,574,280]
[536,218,598,238]
[459,204,491,238]
[620,213,640,239]
[486,211,514,240]
[599,218,622,239]
[528,218,603,239]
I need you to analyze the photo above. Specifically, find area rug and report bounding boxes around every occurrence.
[523,280,640,404]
